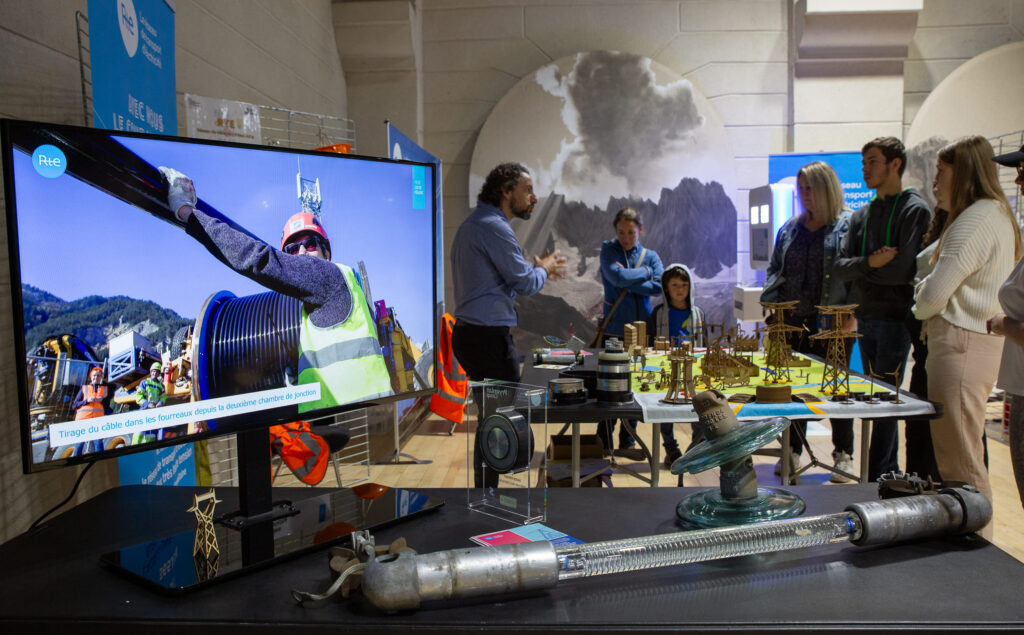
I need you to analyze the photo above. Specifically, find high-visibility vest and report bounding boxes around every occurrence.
[269,421,329,485]
[297,263,393,413]
[430,313,468,424]
[75,384,107,420]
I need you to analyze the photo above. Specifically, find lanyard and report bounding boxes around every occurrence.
[861,188,910,256]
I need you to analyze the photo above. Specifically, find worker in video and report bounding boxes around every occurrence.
[135,361,167,409]
[73,366,110,420]
[158,167,393,412]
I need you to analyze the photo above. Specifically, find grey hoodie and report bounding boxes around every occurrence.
[646,263,706,348]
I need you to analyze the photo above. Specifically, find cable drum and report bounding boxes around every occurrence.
[596,339,633,406]
[193,291,301,400]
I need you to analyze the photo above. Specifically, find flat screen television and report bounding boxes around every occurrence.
[2,119,441,588]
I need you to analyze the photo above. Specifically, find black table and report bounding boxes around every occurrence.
[2,484,1023,633]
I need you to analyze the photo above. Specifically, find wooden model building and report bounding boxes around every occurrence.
[809,304,861,397]
[700,327,759,387]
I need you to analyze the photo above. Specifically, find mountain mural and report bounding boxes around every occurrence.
[513,177,738,351]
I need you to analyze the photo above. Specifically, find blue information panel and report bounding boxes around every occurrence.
[768,152,871,211]
[89,0,176,134]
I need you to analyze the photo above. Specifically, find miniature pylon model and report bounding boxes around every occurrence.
[661,350,697,404]
[188,488,222,560]
[760,300,802,384]
[809,304,861,396]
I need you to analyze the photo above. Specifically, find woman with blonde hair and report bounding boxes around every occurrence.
[762,161,855,481]
[913,136,1022,537]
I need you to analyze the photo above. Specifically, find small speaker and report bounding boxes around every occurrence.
[478,408,531,474]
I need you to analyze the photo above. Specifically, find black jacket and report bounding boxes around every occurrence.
[834,188,931,320]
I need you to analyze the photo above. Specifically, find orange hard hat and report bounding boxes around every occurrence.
[281,212,330,253]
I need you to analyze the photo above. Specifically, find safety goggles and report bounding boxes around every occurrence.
[283,235,324,255]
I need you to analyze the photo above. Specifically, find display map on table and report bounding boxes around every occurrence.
[626,351,931,424]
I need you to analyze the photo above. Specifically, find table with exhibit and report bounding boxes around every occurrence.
[1,483,1021,632]
[525,347,934,488]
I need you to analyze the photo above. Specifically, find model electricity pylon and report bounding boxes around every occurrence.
[188,488,222,560]
[809,304,861,396]
[662,348,696,404]
[760,300,802,384]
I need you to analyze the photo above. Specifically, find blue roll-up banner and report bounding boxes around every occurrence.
[88,0,197,485]
[768,152,872,211]
[387,123,444,421]
[387,122,443,297]
[89,0,176,134]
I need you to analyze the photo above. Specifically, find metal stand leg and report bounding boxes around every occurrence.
[860,419,871,484]
[572,422,580,488]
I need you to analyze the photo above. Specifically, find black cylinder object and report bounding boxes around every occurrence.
[478,409,531,473]
[194,291,301,400]
[596,339,632,406]
[549,377,587,405]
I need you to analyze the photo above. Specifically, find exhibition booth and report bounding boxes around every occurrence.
[2,1,1024,632]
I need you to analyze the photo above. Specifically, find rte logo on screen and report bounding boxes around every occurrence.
[32,145,67,179]
[118,0,139,58]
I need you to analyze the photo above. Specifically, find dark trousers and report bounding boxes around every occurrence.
[859,317,912,480]
[786,315,854,457]
[595,334,637,451]
[451,321,521,488]
[905,316,940,480]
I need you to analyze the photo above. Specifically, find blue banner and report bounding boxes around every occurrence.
[89,0,176,134]
[387,121,442,298]
[768,152,871,211]
[88,0,191,484]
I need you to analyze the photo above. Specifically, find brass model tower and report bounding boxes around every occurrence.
[809,304,860,396]
[760,300,801,384]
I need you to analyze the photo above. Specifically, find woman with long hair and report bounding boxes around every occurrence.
[761,161,855,482]
[913,136,1022,538]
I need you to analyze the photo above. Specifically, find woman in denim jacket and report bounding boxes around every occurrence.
[761,161,855,482]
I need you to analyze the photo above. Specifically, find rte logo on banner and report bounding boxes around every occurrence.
[31,145,67,179]
[117,0,139,58]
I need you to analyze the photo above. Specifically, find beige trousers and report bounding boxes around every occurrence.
[926,317,1002,540]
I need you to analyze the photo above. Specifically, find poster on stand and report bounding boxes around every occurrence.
[185,94,262,144]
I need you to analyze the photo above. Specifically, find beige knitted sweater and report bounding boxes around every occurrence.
[913,198,1018,333]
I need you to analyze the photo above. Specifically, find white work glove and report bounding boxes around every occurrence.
[158,166,197,223]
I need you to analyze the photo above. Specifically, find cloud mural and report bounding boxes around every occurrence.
[469,51,738,349]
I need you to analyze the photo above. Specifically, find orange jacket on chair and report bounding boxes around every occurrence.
[269,421,329,485]
[430,313,468,424]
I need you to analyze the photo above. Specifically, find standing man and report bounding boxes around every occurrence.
[73,366,110,420]
[835,137,931,480]
[450,162,566,487]
[136,361,167,409]
[159,167,393,414]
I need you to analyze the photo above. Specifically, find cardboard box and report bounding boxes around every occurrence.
[546,434,604,461]
[543,458,612,488]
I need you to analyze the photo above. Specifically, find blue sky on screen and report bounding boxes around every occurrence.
[11,132,435,345]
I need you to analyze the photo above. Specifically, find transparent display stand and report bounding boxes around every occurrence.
[467,380,548,525]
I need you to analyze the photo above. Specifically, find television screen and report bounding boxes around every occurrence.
[3,119,437,474]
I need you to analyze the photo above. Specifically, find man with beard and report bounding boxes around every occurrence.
[451,162,566,487]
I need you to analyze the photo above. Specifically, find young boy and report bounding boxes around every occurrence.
[646,264,706,468]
